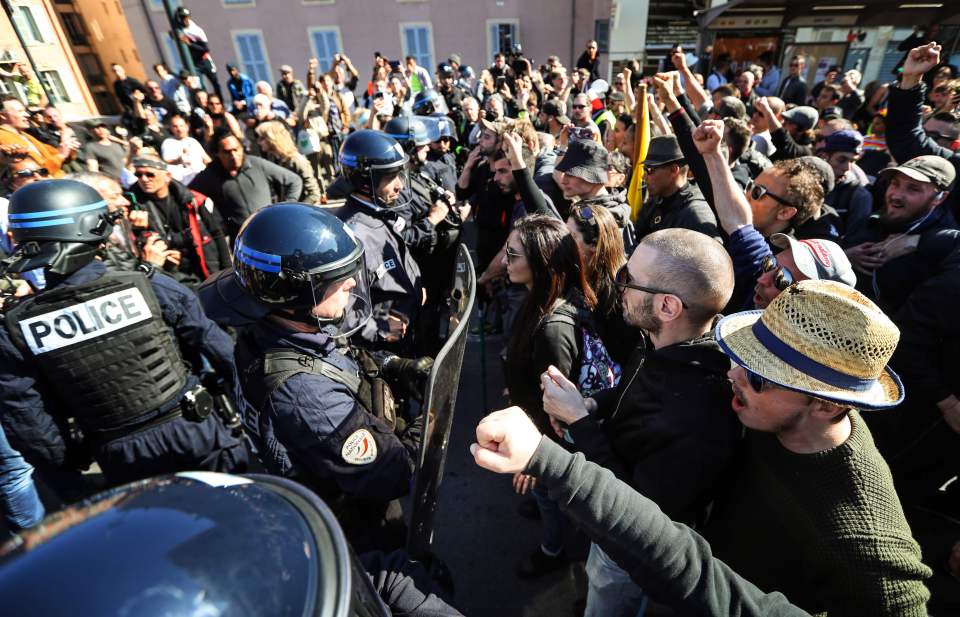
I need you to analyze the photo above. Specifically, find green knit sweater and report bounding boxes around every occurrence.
[703,411,931,616]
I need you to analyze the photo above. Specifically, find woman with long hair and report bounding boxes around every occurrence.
[502,214,597,577]
[566,204,640,364]
[254,121,323,204]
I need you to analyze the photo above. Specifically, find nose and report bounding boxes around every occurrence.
[343,277,357,292]
[756,268,775,288]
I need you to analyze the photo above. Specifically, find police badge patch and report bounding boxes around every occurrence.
[341,429,378,465]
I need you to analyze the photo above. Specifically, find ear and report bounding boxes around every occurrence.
[657,293,684,323]
[809,399,848,422]
[933,190,949,207]
[776,205,798,222]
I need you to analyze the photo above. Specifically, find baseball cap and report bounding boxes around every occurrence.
[781,106,819,132]
[86,119,108,129]
[770,233,856,287]
[542,100,563,118]
[820,129,864,154]
[448,54,462,66]
[879,155,957,190]
[131,156,169,171]
[437,63,455,77]
[822,106,843,121]
[279,65,293,74]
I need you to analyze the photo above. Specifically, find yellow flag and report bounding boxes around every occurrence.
[627,84,650,222]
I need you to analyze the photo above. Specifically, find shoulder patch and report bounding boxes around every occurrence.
[341,428,378,465]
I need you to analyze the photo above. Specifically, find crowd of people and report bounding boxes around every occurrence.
[0,6,959,613]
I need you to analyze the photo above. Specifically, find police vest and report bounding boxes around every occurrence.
[5,270,189,430]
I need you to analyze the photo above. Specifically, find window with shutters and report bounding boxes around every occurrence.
[400,22,433,71]
[232,30,272,83]
[486,20,520,63]
[12,5,45,43]
[309,28,342,74]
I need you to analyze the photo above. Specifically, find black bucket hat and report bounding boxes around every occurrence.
[556,140,609,185]
[643,135,685,167]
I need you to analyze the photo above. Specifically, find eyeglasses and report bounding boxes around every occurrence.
[614,265,688,308]
[134,170,157,179]
[760,254,795,291]
[572,104,587,109]
[13,168,49,179]
[746,180,799,209]
[505,248,525,263]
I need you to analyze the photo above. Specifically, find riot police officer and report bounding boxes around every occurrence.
[424,116,460,188]
[412,88,447,117]
[0,472,463,616]
[335,130,427,351]
[0,180,248,486]
[223,202,431,549]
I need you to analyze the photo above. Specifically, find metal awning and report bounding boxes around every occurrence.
[698,0,960,29]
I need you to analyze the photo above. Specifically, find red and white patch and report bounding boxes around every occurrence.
[800,239,832,268]
[341,429,378,465]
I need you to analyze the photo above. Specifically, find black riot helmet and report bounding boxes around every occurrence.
[339,129,408,208]
[384,116,432,151]
[233,202,372,336]
[0,473,391,617]
[3,179,115,276]
[412,88,447,116]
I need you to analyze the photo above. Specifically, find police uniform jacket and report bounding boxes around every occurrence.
[0,260,238,469]
[335,196,424,346]
[237,319,422,502]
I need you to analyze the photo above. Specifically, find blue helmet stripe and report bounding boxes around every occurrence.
[237,252,281,273]
[238,244,281,264]
[8,200,107,221]
[9,217,75,228]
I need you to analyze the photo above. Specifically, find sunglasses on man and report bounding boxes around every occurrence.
[614,265,689,307]
[760,254,795,291]
[746,179,799,209]
[13,168,49,179]
[746,368,774,392]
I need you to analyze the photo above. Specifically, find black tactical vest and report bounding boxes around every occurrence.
[5,270,189,430]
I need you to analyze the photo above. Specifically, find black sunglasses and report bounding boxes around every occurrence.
[745,368,772,393]
[760,254,794,291]
[747,180,799,209]
[134,170,157,179]
[13,168,49,179]
[614,265,688,308]
[572,104,587,109]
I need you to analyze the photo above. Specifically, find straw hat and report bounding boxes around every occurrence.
[715,279,904,410]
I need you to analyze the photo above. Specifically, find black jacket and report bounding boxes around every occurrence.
[190,155,302,239]
[131,180,231,286]
[569,333,741,525]
[634,182,721,242]
[843,206,960,315]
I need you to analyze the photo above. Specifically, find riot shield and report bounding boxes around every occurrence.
[406,243,475,560]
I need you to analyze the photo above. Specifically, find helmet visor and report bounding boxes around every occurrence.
[308,263,373,338]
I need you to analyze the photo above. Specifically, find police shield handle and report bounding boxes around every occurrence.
[471,407,544,475]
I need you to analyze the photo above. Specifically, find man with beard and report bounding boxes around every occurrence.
[541,227,741,617]
[843,155,956,315]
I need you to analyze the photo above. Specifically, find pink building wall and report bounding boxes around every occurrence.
[126,0,612,85]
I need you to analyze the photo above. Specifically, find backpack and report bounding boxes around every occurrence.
[541,304,621,396]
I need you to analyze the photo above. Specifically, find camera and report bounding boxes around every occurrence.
[569,127,594,141]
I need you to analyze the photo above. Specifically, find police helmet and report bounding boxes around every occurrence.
[412,89,447,116]
[0,473,389,616]
[4,179,115,275]
[384,116,432,149]
[339,130,408,207]
[435,116,458,143]
[233,202,372,335]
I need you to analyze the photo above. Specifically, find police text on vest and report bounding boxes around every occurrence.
[19,288,153,354]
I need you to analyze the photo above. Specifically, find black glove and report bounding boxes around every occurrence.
[382,356,434,399]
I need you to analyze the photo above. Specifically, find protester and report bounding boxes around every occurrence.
[174,6,222,98]
[0,96,69,177]
[189,128,302,239]
[254,120,323,204]
[501,214,600,577]
[777,55,808,106]
[81,120,128,181]
[160,113,211,184]
[542,228,739,616]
